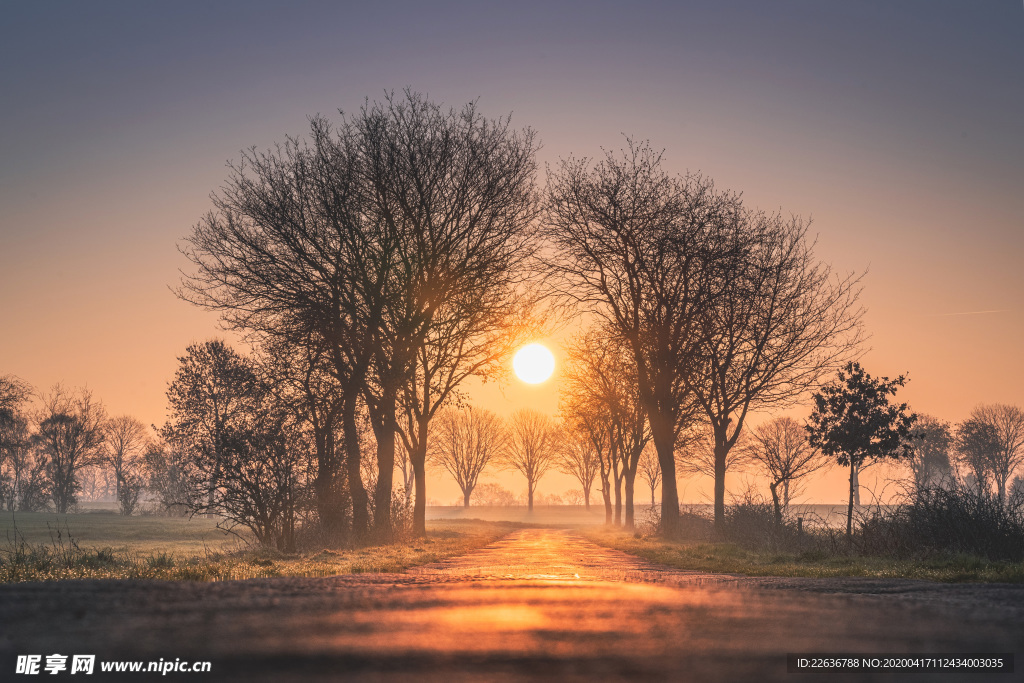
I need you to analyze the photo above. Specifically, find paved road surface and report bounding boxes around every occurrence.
[2,528,1021,681]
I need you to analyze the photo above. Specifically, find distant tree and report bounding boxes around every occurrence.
[968,404,1024,506]
[431,407,506,507]
[35,385,106,513]
[955,417,1000,499]
[560,329,651,529]
[806,362,917,536]
[905,414,952,492]
[474,482,518,507]
[0,375,43,511]
[557,426,601,511]
[101,416,149,515]
[637,443,661,508]
[502,409,560,512]
[743,416,829,525]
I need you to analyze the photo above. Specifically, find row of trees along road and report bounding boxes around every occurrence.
[542,141,863,533]
[178,93,867,539]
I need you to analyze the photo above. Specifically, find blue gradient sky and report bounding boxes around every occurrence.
[1,1,1021,500]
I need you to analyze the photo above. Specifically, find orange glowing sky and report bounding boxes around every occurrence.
[1,2,1021,504]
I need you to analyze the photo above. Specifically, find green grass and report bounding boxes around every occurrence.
[0,512,516,583]
[582,528,1024,583]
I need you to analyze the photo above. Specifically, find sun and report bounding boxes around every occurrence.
[513,343,555,384]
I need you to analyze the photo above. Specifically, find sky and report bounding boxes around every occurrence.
[1,1,1022,504]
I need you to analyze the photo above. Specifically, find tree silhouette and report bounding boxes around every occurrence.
[502,409,560,512]
[431,406,506,507]
[806,362,917,536]
[543,140,734,535]
[35,385,106,514]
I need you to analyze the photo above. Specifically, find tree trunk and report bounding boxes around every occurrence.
[713,438,727,530]
[372,385,397,540]
[411,414,428,538]
[846,460,856,537]
[613,474,622,526]
[851,463,860,507]
[583,485,591,511]
[528,481,535,512]
[769,479,783,526]
[650,415,679,536]
[463,490,471,507]
[343,398,369,541]
[623,472,636,531]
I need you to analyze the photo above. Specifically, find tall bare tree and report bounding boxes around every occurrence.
[543,140,733,535]
[742,416,829,524]
[502,409,560,512]
[101,415,149,515]
[685,209,863,528]
[35,385,106,513]
[181,91,539,542]
[431,406,506,507]
[968,404,1024,505]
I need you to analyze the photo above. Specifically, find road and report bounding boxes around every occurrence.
[1,528,1021,681]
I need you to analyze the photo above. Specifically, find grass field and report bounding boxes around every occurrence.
[0,511,519,583]
[583,527,1024,583]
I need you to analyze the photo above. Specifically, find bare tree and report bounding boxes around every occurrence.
[502,409,560,512]
[431,406,506,507]
[637,443,661,508]
[905,414,953,492]
[955,416,1000,499]
[685,209,863,528]
[101,415,149,515]
[35,385,106,513]
[742,416,829,524]
[543,140,732,535]
[557,422,601,511]
[181,91,539,542]
[968,404,1024,505]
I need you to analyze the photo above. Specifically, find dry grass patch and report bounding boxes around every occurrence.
[582,527,1024,583]
[0,515,516,583]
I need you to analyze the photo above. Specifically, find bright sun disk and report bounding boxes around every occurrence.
[513,343,555,384]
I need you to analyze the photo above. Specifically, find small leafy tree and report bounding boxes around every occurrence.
[806,362,917,536]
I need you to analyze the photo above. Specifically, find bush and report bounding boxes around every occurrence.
[857,481,1024,561]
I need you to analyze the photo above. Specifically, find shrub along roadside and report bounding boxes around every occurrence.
[0,519,517,583]
[585,485,1024,583]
